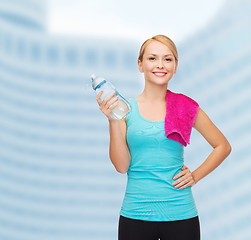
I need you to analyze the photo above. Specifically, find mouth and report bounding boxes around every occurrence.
[152,72,167,77]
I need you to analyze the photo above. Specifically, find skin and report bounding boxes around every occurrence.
[138,41,197,189]
[97,40,232,190]
[137,40,177,105]
[96,90,118,121]
[138,40,231,190]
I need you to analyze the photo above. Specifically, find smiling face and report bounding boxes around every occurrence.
[138,40,177,86]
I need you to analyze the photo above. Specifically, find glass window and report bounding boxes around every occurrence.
[104,50,116,67]
[4,33,12,54]
[47,45,59,64]
[16,38,26,58]
[65,47,78,66]
[123,51,136,70]
[84,49,97,66]
[30,42,41,62]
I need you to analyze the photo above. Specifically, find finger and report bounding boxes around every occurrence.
[172,174,187,186]
[107,100,119,111]
[179,181,193,190]
[101,91,117,107]
[97,90,103,97]
[174,177,193,189]
[173,170,186,180]
[173,173,181,180]
[96,90,104,104]
[108,95,119,107]
[173,170,193,184]
[105,96,119,110]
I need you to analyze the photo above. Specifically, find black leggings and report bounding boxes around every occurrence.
[118,215,200,240]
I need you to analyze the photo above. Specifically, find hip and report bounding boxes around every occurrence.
[120,189,198,221]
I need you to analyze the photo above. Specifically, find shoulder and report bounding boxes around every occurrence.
[170,90,199,107]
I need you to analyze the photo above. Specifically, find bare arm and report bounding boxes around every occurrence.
[192,107,232,184]
[96,91,131,174]
[96,91,131,173]
[109,117,131,174]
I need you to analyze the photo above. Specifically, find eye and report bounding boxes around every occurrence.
[165,58,172,61]
[149,57,155,60]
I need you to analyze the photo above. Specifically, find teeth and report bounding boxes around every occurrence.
[154,72,166,76]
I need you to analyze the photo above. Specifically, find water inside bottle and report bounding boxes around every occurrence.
[112,99,131,120]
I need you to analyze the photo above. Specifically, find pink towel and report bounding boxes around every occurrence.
[164,89,199,147]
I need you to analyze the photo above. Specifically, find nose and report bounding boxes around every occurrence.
[157,59,164,68]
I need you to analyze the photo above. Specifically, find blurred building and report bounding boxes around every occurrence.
[0,0,141,239]
[172,0,251,239]
[1,0,251,240]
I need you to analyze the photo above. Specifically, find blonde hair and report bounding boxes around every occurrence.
[138,35,178,66]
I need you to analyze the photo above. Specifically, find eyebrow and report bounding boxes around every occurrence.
[148,54,173,57]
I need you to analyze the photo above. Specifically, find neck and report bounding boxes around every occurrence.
[139,82,168,104]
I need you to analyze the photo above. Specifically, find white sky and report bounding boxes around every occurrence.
[47,0,226,43]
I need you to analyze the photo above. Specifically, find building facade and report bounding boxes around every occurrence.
[0,0,251,239]
[0,0,142,239]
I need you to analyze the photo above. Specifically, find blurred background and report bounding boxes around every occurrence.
[0,0,250,239]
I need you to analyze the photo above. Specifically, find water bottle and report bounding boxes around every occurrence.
[91,74,132,120]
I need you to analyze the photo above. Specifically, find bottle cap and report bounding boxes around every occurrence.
[90,74,106,90]
[90,74,96,80]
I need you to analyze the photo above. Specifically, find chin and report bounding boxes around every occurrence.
[150,80,170,86]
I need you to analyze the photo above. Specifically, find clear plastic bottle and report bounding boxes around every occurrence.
[91,74,132,120]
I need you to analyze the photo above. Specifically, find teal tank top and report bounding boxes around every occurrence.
[119,97,198,221]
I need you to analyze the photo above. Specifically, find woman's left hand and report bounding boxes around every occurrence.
[172,165,196,190]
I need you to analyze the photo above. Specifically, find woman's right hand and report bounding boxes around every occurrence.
[96,90,119,121]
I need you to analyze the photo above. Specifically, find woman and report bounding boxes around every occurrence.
[96,35,231,240]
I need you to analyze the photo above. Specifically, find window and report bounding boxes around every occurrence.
[65,47,78,66]
[4,33,12,54]
[123,51,136,70]
[16,38,26,58]
[47,45,59,64]
[30,42,41,62]
[104,50,116,67]
[84,49,97,66]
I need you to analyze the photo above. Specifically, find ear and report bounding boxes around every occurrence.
[138,59,143,73]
